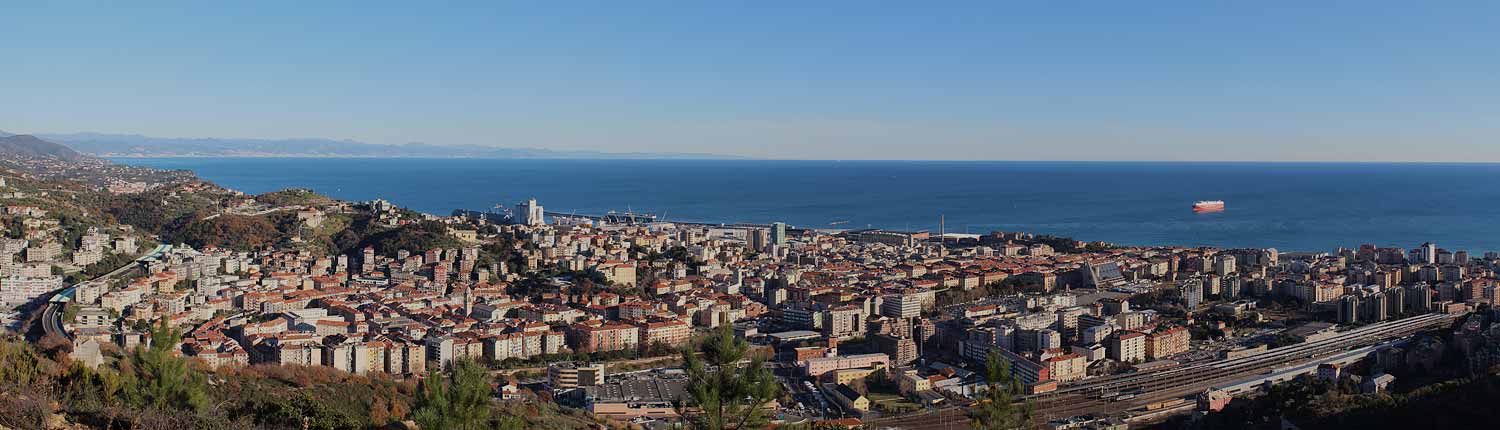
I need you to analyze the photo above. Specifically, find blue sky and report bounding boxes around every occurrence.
[3,1,1498,160]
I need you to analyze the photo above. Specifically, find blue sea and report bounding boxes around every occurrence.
[111,158,1500,253]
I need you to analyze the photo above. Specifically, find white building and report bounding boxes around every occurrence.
[0,276,64,309]
[426,335,455,369]
[881,292,922,319]
[515,199,545,226]
[1107,331,1147,363]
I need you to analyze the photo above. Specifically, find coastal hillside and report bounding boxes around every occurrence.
[0,134,196,187]
[0,134,90,162]
[0,135,461,261]
[38,131,739,159]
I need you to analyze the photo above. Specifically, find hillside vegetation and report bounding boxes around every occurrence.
[0,329,594,430]
[172,214,284,251]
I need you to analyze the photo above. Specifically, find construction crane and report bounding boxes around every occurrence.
[829,220,850,227]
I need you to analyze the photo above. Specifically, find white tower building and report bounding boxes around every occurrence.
[515,198,545,226]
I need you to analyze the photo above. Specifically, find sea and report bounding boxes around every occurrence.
[110,158,1500,254]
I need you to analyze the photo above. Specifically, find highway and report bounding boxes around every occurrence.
[37,244,171,340]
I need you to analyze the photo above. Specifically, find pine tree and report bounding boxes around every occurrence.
[680,327,781,430]
[969,351,1033,430]
[121,320,208,412]
[412,368,453,430]
[412,359,501,430]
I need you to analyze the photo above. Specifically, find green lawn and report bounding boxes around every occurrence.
[866,392,921,414]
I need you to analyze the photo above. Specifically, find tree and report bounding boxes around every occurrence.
[121,320,208,412]
[680,327,781,430]
[865,367,895,393]
[412,359,508,430]
[969,351,1032,430]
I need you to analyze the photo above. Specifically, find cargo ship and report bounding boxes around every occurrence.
[1193,200,1225,212]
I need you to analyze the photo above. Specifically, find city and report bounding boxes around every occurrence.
[3,147,1497,429]
[7,3,1500,429]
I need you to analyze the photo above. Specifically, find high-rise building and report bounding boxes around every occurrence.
[771,222,787,246]
[1181,280,1203,309]
[749,228,769,252]
[1337,295,1360,324]
[1420,242,1438,264]
[1222,277,1243,299]
[515,198,545,226]
[1385,288,1405,317]
[1214,255,1236,276]
[823,305,865,339]
[1362,292,1388,323]
[1405,284,1433,314]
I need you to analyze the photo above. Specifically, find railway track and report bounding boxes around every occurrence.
[861,314,1456,429]
[1028,313,1457,421]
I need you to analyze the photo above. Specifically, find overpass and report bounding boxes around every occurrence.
[1211,339,1402,395]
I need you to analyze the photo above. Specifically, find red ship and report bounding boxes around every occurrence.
[1193,200,1225,212]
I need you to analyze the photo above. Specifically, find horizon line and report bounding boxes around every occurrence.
[101,155,1500,165]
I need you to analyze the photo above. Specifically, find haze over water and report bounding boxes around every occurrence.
[115,158,1500,253]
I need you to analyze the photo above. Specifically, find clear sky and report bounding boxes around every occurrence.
[3,1,1498,161]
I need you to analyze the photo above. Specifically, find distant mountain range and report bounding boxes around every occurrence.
[28,132,742,159]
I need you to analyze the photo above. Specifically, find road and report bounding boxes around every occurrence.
[203,205,303,221]
[37,244,171,340]
[41,298,68,339]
